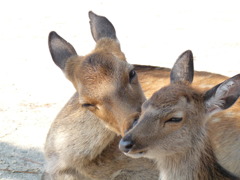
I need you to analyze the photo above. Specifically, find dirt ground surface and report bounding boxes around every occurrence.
[1,0,240,179]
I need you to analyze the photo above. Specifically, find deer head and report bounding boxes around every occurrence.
[48,11,146,135]
[119,50,240,160]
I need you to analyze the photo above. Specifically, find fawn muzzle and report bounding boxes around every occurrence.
[119,135,134,153]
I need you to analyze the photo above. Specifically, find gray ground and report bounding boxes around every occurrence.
[1,0,240,179]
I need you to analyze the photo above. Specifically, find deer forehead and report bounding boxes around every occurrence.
[141,85,204,124]
[75,55,133,102]
[97,38,125,57]
[149,84,202,108]
[74,56,131,95]
[81,52,132,81]
[141,102,185,123]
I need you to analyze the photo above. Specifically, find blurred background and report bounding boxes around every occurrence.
[0,0,240,179]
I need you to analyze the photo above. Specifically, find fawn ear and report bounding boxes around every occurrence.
[89,11,118,42]
[204,74,240,115]
[48,31,77,71]
[170,50,194,84]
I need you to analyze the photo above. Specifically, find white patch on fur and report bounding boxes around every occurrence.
[199,84,214,89]
[211,117,222,123]
[55,131,67,148]
[124,152,145,159]
[111,170,122,180]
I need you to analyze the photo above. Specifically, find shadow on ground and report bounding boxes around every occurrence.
[0,142,44,180]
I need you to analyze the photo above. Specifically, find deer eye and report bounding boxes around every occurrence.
[82,103,95,108]
[132,118,139,127]
[125,118,139,134]
[166,117,183,123]
[129,70,136,83]
[82,103,99,111]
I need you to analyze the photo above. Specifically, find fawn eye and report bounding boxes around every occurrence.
[129,70,136,83]
[166,117,183,123]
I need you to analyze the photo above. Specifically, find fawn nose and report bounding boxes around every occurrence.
[119,135,134,153]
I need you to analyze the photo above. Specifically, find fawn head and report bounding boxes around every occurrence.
[48,11,146,135]
[119,50,240,159]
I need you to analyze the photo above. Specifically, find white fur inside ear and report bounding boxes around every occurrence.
[205,80,235,115]
[216,80,234,96]
[205,95,225,115]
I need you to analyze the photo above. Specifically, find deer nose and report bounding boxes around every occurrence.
[119,135,134,153]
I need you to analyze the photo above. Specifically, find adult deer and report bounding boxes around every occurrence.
[119,55,240,180]
[43,11,158,180]
[43,11,240,179]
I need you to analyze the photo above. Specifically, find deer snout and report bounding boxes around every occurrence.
[119,135,134,153]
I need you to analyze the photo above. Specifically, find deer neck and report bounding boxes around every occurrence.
[80,110,116,161]
[56,92,116,163]
[156,130,233,180]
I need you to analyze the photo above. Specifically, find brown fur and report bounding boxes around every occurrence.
[43,12,158,179]
[43,12,240,179]
[137,64,240,177]
[120,82,239,180]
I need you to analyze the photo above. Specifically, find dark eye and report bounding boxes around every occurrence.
[125,118,139,134]
[129,70,136,83]
[132,118,139,127]
[166,117,182,123]
[82,103,94,108]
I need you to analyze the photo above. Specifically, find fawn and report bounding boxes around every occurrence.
[43,11,240,179]
[119,53,240,180]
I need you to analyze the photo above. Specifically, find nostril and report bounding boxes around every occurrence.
[125,142,133,149]
[119,138,134,153]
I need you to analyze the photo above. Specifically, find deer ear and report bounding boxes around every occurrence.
[204,74,240,115]
[170,50,194,84]
[48,31,77,71]
[89,11,118,42]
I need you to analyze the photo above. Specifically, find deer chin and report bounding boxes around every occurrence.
[124,149,147,159]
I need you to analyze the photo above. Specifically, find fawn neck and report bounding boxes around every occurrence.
[157,129,235,180]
